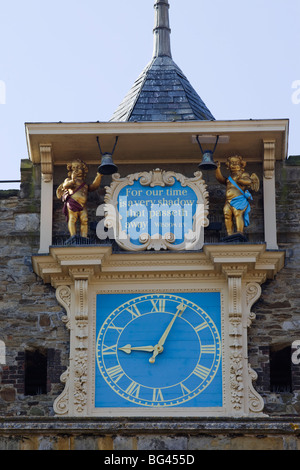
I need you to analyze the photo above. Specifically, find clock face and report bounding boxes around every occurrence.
[95,292,222,409]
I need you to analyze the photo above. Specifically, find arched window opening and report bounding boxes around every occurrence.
[270,344,292,393]
[24,349,47,396]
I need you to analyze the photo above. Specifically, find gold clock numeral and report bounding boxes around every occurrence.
[180,382,191,396]
[126,381,141,398]
[125,304,141,319]
[106,365,124,383]
[152,388,164,402]
[201,344,216,354]
[193,364,210,380]
[150,299,166,313]
[107,322,124,334]
[102,343,117,355]
[194,321,208,332]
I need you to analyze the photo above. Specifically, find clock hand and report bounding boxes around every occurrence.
[119,344,155,354]
[157,302,185,347]
[149,303,185,364]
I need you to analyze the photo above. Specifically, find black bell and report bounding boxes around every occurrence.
[198,150,218,170]
[97,153,118,175]
[196,135,219,171]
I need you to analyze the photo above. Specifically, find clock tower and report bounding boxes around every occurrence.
[29,0,287,419]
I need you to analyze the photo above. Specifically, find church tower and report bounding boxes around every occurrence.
[2,0,298,452]
[29,0,287,420]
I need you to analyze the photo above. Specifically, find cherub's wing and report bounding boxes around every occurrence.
[56,183,65,199]
[250,173,260,192]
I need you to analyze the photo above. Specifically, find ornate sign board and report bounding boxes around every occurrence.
[100,169,209,251]
[32,244,285,417]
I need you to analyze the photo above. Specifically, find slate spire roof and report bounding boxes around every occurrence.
[110,0,214,122]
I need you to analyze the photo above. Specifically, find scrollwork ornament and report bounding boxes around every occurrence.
[56,285,71,329]
[139,233,151,245]
[246,282,261,327]
[54,286,71,415]
[248,364,266,415]
[53,367,70,416]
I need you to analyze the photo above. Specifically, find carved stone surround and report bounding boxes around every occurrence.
[32,244,284,417]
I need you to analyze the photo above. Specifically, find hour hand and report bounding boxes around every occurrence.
[118,344,155,354]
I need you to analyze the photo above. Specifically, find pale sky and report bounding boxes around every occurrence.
[0,0,299,189]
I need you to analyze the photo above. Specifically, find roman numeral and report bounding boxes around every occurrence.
[152,388,164,402]
[193,364,210,380]
[126,381,140,398]
[180,382,191,396]
[106,365,124,383]
[201,344,216,354]
[125,304,141,319]
[107,322,124,334]
[194,322,208,332]
[102,343,117,355]
[150,299,166,313]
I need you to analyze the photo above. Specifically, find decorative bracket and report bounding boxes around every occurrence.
[53,285,71,415]
[263,140,276,179]
[39,144,53,182]
[54,277,90,417]
[221,263,265,416]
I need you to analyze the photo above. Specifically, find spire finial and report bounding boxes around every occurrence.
[153,0,172,58]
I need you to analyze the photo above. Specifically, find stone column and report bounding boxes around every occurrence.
[263,140,278,250]
[68,269,93,417]
[39,144,53,253]
[222,265,247,416]
[222,265,266,416]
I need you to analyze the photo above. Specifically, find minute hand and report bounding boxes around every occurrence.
[149,303,185,364]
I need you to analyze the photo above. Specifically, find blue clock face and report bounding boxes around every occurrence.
[95,292,222,408]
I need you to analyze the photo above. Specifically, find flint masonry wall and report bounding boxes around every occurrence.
[0,161,69,416]
[0,157,300,449]
[249,156,300,415]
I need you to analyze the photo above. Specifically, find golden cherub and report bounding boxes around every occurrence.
[215,155,259,236]
[56,159,102,239]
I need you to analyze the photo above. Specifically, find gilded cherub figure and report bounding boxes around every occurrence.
[56,159,102,239]
[215,155,259,236]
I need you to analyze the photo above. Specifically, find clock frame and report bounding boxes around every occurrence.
[32,243,284,418]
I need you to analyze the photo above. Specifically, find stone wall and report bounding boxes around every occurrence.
[249,157,300,414]
[0,157,300,426]
[0,161,69,416]
[0,417,300,450]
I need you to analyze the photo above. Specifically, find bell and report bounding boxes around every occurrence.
[97,153,118,175]
[198,150,218,170]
